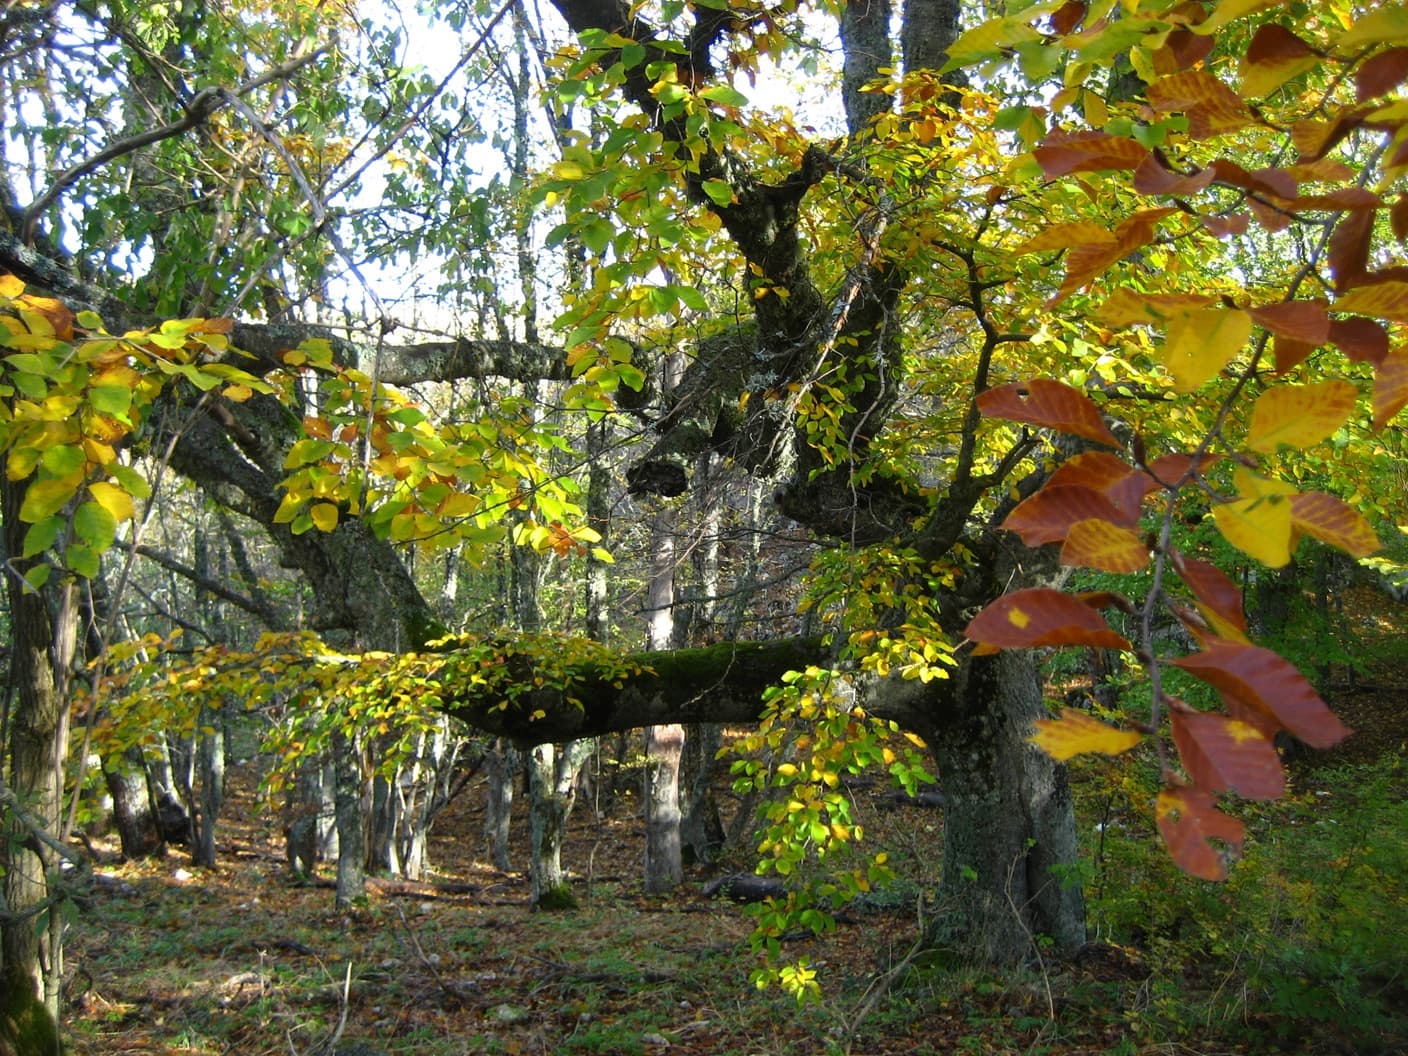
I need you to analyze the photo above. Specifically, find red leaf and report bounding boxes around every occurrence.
[1202,214,1251,239]
[1169,699,1285,801]
[1034,131,1150,177]
[1172,642,1352,748]
[1208,160,1298,199]
[1329,317,1389,365]
[1171,550,1248,641]
[1273,336,1316,374]
[1357,47,1408,101]
[1156,786,1246,880]
[1003,486,1129,546]
[1246,23,1314,65]
[977,379,1118,446]
[964,588,1132,652]
[1147,71,1252,139]
[1290,491,1380,557]
[1133,155,1215,196]
[1247,300,1331,344]
[1158,28,1215,72]
[1060,519,1149,573]
[1046,451,1158,519]
[1393,194,1408,244]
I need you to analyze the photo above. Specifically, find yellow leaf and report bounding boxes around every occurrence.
[1161,309,1252,391]
[1246,380,1357,452]
[0,274,24,298]
[88,481,135,523]
[1212,493,1293,567]
[1030,709,1142,761]
[223,384,254,402]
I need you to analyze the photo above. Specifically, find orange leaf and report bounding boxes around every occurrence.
[1046,450,1157,519]
[1033,130,1150,177]
[1050,0,1086,35]
[1060,519,1149,573]
[1003,486,1128,546]
[1374,343,1408,428]
[1329,210,1373,291]
[1273,336,1316,374]
[1289,491,1380,557]
[1246,300,1331,345]
[976,379,1118,446]
[964,587,1132,652]
[1172,642,1352,749]
[1335,280,1408,323]
[1146,451,1219,487]
[1132,155,1216,196]
[1030,708,1141,762]
[1170,550,1248,642]
[1054,209,1175,303]
[1240,24,1320,99]
[1245,380,1357,452]
[1169,700,1284,801]
[1146,70,1253,139]
[1012,222,1117,255]
[1156,786,1245,881]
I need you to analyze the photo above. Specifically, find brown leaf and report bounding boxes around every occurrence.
[1393,194,1408,244]
[1290,491,1379,557]
[1247,300,1331,344]
[1374,343,1408,429]
[1156,786,1245,881]
[1356,46,1408,101]
[1329,317,1389,365]
[1133,155,1216,196]
[1034,131,1151,177]
[1047,450,1158,518]
[1157,28,1215,72]
[1169,700,1285,800]
[1146,451,1219,487]
[1208,160,1298,199]
[1003,486,1129,546]
[1202,214,1251,238]
[1172,641,1353,748]
[977,379,1118,446]
[964,588,1132,652]
[1328,210,1373,291]
[1147,71,1253,139]
[1050,0,1087,35]
[1273,336,1316,374]
[1336,280,1408,323]
[1170,550,1248,641]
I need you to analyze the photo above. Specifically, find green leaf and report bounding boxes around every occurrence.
[40,445,85,476]
[74,500,118,553]
[21,516,63,558]
[699,84,748,106]
[23,563,51,592]
[19,477,78,522]
[108,463,152,499]
[67,544,99,579]
[90,385,134,417]
[700,179,734,206]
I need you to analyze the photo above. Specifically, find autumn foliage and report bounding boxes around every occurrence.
[955,0,1406,879]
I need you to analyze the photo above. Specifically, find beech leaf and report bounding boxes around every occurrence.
[1211,493,1293,568]
[1002,486,1129,546]
[1289,491,1379,557]
[1161,308,1252,391]
[1059,519,1149,573]
[1030,709,1141,762]
[1245,380,1357,452]
[1170,550,1248,642]
[1374,344,1408,429]
[964,587,1132,652]
[1169,700,1284,801]
[976,379,1118,447]
[1156,787,1245,881]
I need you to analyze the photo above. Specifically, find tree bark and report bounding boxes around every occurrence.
[332,729,366,908]
[103,746,163,860]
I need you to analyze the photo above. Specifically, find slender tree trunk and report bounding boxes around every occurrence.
[483,740,518,871]
[643,502,683,892]
[193,708,225,868]
[332,729,366,907]
[923,650,1086,963]
[528,738,595,907]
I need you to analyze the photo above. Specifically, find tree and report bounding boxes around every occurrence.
[2,1,1404,1025]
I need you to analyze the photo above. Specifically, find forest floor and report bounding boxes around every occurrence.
[62,587,1408,1056]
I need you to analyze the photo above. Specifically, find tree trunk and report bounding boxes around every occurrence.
[285,754,335,876]
[332,729,366,907]
[193,709,225,868]
[1,476,76,1021]
[923,650,1086,963]
[483,740,518,871]
[643,724,685,893]
[103,746,162,859]
[527,739,594,908]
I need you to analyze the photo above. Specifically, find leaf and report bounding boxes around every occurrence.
[88,481,136,523]
[1156,786,1245,881]
[1246,300,1330,344]
[1046,451,1157,518]
[1374,343,1408,428]
[1329,317,1389,365]
[1059,518,1149,573]
[1030,709,1141,761]
[1160,308,1252,391]
[699,84,748,106]
[1212,492,1293,568]
[1240,24,1320,99]
[74,498,117,553]
[964,587,1132,652]
[1146,71,1253,138]
[1012,223,1116,255]
[1169,700,1284,801]
[700,179,734,205]
[1033,131,1150,176]
[310,503,339,532]
[1171,550,1248,642]
[21,516,63,559]
[1245,380,1357,452]
[1095,290,1217,327]
[1335,281,1408,323]
[976,379,1118,446]
[1328,210,1373,291]
[1146,451,1220,487]
[1339,5,1408,51]
[1054,208,1175,303]
[1289,491,1379,556]
[18,477,78,522]
[1172,641,1353,748]
[1356,46,1408,101]
[1003,486,1129,546]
